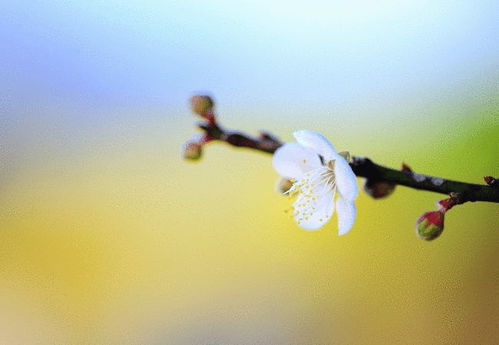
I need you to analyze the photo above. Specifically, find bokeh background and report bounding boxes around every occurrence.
[1,1,498,344]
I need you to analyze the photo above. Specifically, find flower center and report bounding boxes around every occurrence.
[286,163,336,224]
[288,160,336,201]
[291,164,333,189]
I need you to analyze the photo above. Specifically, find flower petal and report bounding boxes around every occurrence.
[272,142,321,179]
[293,184,335,230]
[336,197,356,236]
[333,155,358,201]
[293,130,337,161]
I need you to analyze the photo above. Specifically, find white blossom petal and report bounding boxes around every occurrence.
[333,155,358,201]
[293,130,337,161]
[336,197,356,235]
[272,142,321,179]
[293,185,335,230]
[274,130,359,234]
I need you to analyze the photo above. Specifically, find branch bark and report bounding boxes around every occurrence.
[197,121,499,205]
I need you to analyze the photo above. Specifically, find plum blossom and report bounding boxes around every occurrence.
[272,130,358,235]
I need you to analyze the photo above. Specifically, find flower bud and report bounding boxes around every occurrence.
[190,95,214,117]
[275,177,294,194]
[363,179,396,199]
[401,162,413,173]
[415,210,445,241]
[182,140,203,161]
[484,176,497,187]
[338,151,351,162]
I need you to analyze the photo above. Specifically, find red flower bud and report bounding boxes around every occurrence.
[416,210,445,241]
[484,176,497,186]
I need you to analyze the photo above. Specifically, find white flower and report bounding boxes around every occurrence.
[272,130,358,235]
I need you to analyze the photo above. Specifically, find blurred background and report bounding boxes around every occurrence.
[1,1,498,344]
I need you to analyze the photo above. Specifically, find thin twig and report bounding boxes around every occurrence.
[197,121,499,205]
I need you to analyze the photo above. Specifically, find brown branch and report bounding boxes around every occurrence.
[197,121,499,205]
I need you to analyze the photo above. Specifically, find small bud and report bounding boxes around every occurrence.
[190,95,214,117]
[182,140,203,161]
[363,179,396,199]
[338,151,351,163]
[401,162,413,173]
[484,176,497,187]
[415,210,445,241]
[276,177,294,194]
